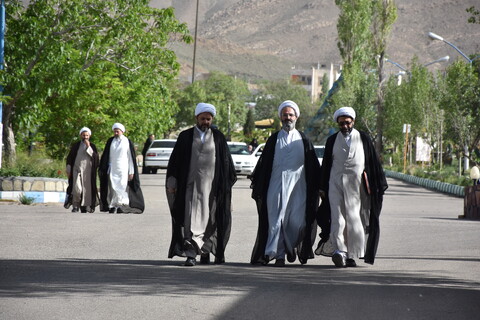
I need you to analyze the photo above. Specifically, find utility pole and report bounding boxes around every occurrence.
[191,0,199,83]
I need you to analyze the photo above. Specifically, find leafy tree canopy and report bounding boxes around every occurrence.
[175,72,250,135]
[1,0,191,160]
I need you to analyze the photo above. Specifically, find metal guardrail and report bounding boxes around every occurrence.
[384,170,465,198]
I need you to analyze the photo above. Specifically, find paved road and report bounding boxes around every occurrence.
[1,172,479,319]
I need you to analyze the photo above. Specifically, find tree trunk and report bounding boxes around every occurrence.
[2,102,16,166]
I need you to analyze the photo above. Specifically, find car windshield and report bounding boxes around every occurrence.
[315,147,325,158]
[228,145,250,155]
[150,141,176,148]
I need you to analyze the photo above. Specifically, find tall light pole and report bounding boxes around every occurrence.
[191,0,199,83]
[428,32,472,64]
[428,31,472,171]
[0,0,5,168]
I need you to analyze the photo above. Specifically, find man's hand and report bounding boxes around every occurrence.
[167,187,176,194]
[319,190,326,200]
[128,174,134,181]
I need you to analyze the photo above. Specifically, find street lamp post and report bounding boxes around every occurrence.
[191,0,199,83]
[423,55,450,67]
[428,32,472,63]
[428,31,472,171]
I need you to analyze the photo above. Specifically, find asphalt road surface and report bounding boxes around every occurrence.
[1,172,479,320]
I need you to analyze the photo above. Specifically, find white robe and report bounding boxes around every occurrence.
[328,128,365,259]
[265,129,307,259]
[107,135,134,208]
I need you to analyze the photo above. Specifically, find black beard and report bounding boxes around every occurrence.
[341,127,352,136]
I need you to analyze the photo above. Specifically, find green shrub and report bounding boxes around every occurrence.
[0,151,66,178]
[18,194,35,205]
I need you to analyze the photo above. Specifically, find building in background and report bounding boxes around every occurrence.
[290,63,342,103]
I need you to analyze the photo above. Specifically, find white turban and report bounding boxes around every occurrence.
[79,127,91,136]
[112,123,125,132]
[195,103,216,117]
[278,100,300,118]
[333,107,356,122]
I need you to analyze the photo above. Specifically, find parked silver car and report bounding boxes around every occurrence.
[227,142,264,176]
[144,139,176,174]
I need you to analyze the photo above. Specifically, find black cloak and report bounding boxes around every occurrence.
[166,127,237,261]
[64,141,100,210]
[99,136,145,213]
[250,130,321,264]
[318,130,388,264]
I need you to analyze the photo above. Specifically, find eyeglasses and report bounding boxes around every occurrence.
[338,120,353,126]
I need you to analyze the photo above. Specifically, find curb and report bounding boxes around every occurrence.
[384,170,465,198]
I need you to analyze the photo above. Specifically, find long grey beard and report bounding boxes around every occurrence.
[282,120,296,132]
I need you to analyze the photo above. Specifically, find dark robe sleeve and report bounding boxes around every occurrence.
[249,133,278,264]
[127,138,145,213]
[99,137,113,212]
[316,133,338,242]
[64,141,81,207]
[360,131,388,264]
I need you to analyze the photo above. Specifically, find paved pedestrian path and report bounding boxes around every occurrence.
[0,174,478,320]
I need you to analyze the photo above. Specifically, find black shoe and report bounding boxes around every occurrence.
[71,207,79,213]
[184,257,196,267]
[287,249,297,263]
[116,208,124,214]
[200,253,210,264]
[299,257,307,265]
[274,259,285,267]
[346,259,357,267]
[214,257,225,264]
[261,255,270,266]
[332,252,346,268]
[80,206,87,213]
[109,208,116,214]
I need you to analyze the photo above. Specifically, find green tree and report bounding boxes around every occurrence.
[383,59,438,152]
[371,0,397,153]
[253,80,312,131]
[331,0,396,153]
[243,108,255,137]
[439,61,480,165]
[176,72,250,135]
[1,0,191,163]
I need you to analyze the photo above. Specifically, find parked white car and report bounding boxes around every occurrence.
[227,142,264,176]
[314,145,325,166]
[144,139,177,173]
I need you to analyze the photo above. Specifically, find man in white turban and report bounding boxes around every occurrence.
[99,123,144,213]
[166,103,236,266]
[250,100,320,267]
[64,127,99,213]
[316,106,388,267]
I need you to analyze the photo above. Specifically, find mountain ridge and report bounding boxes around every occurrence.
[150,0,480,81]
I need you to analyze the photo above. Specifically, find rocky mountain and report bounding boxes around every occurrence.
[150,0,480,82]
